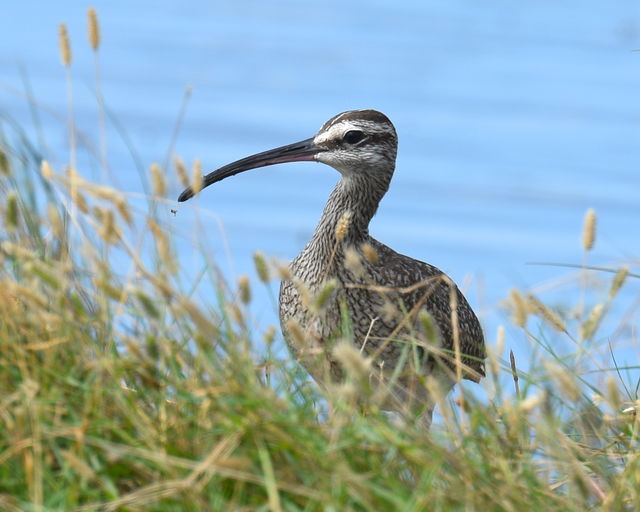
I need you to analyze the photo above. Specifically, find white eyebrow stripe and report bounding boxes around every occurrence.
[315,119,394,145]
[315,121,350,144]
[326,112,351,128]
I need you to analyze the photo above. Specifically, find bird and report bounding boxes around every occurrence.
[178,109,485,426]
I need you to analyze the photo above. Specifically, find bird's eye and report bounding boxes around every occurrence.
[342,130,366,145]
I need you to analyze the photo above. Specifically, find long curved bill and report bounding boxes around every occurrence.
[178,137,320,202]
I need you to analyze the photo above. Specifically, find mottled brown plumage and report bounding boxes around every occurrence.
[179,109,485,425]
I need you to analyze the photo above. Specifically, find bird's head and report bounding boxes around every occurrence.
[178,109,398,202]
[313,109,398,177]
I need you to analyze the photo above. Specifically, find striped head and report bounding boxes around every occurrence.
[314,110,398,177]
[178,109,398,202]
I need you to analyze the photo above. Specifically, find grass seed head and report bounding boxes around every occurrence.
[67,168,89,213]
[527,294,567,332]
[274,262,292,280]
[191,158,203,195]
[93,276,124,302]
[332,340,371,382]
[47,203,64,239]
[519,391,546,413]
[41,160,54,180]
[58,23,72,66]
[335,210,352,242]
[148,219,176,273]
[285,318,307,349]
[173,156,189,187]
[582,208,597,251]
[263,325,277,346]
[87,8,100,50]
[72,190,89,214]
[227,303,244,326]
[88,184,119,203]
[179,298,216,335]
[344,246,364,279]
[333,381,357,405]
[253,251,269,283]
[314,279,337,311]
[488,325,505,376]
[580,303,603,340]
[609,266,629,299]
[115,198,133,225]
[0,148,10,175]
[5,193,18,231]
[606,376,621,411]
[238,275,251,304]
[361,242,379,264]
[546,362,581,402]
[294,278,314,310]
[97,208,118,245]
[509,288,528,328]
[495,325,505,358]
[150,163,166,197]
[379,299,401,323]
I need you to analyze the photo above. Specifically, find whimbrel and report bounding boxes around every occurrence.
[179,110,485,425]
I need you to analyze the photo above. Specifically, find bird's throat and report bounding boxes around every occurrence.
[297,174,390,279]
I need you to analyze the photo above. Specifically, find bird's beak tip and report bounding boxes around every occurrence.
[177,188,194,202]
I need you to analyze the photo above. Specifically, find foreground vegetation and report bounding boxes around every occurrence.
[0,9,638,511]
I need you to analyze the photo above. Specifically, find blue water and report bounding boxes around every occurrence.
[1,1,639,395]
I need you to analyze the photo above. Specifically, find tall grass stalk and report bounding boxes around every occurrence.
[87,7,109,178]
[58,23,75,171]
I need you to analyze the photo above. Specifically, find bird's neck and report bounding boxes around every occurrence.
[296,172,391,278]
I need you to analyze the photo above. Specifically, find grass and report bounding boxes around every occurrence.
[0,10,639,511]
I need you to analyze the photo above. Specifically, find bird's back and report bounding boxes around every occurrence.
[279,235,486,391]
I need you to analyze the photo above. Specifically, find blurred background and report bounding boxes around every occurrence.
[1,1,638,377]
